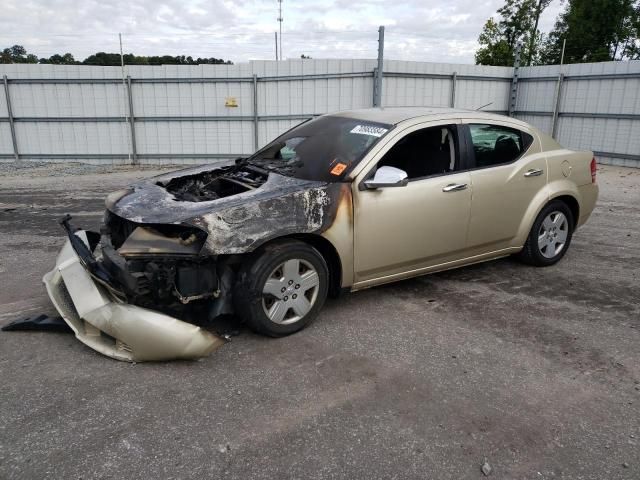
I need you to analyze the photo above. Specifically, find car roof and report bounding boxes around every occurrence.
[330,107,530,128]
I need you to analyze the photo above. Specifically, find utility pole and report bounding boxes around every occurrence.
[277,0,283,60]
[373,26,385,107]
[274,32,279,61]
[119,33,125,82]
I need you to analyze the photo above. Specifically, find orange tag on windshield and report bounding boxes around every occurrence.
[330,163,347,176]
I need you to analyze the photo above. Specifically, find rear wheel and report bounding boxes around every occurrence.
[234,240,329,336]
[518,200,574,266]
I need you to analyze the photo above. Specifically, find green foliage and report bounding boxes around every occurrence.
[626,3,640,58]
[475,18,514,65]
[39,53,78,65]
[478,0,640,65]
[1,45,38,63]
[541,0,639,63]
[82,52,232,66]
[526,0,553,65]
[475,0,551,66]
[0,45,233,65]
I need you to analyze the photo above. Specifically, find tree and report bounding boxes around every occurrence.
[626,3,640,58]
[475,18,514,65]
[39,53,78,64]
[541,0,639,63]
[1,46,233,66]
[81,52,232,66]
[526,0,553,65]
[475,0,552,66]
[0,45,38,63]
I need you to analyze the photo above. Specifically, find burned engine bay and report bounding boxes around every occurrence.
[158,165,268,202]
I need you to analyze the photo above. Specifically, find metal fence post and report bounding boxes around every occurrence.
[126,76,138,165]
[3,75,19,161]
[253,74,259,151]
[372,68,378,106]
[508,43,522,117]
[551,73,564,140]
[450,71,457,108]
[373,26,385,107]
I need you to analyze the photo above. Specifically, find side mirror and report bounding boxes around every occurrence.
[364,166,409,189]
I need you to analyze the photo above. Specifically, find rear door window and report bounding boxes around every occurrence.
[469,124,534,168]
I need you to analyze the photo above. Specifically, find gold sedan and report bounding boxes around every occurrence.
[45,107,599,361]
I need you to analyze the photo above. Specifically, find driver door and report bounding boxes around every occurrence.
[352,122,472,285]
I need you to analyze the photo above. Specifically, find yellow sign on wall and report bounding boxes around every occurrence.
[225,97,238,107]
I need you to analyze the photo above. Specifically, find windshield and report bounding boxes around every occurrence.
[246,116,393,182]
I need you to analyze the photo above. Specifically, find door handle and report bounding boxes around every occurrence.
[442,183,468,192]
[524,168,544,177]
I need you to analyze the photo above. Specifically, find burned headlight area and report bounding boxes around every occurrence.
[104,211,207,253]
[101,212,226,317]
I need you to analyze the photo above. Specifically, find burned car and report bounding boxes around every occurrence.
[44,107,599,361]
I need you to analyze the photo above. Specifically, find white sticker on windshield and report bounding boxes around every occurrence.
[350,125,388,137]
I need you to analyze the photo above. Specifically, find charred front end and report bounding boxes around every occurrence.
[42,217,225,362]
[101,211,235,320]
[98,164,277,319]
[43,162,343,361]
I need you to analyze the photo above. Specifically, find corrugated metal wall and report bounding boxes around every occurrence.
[516,61,640,168]
[0,59,638,167]
[383,61,513,112]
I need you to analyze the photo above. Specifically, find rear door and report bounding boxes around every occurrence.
[463,121,547,251]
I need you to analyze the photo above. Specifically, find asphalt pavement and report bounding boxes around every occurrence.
[0,162,638,479]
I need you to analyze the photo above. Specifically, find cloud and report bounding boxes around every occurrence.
[0,0,565,64]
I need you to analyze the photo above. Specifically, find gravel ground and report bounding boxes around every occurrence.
[0,162,638,480]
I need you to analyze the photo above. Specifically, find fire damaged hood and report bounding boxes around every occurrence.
[106,164,346,255]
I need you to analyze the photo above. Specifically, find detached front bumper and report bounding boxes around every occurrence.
[43,231,225,362]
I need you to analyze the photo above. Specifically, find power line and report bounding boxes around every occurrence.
[0,29,378,38]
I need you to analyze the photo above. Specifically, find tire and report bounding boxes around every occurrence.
[234,240,329,337]
[518,200,574,267]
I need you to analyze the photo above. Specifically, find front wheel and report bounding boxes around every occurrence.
[518,200,574,266]
[234,240,329,337]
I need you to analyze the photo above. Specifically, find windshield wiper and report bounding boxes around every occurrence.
[233,157,265,172]
[244,156,301,175]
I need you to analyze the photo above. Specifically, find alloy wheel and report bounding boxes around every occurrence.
[261,259,320,324]
[538,211,569,259]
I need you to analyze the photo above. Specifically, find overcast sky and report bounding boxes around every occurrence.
[1,0,564,64]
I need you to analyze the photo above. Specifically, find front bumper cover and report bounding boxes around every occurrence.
[43,230,225,362]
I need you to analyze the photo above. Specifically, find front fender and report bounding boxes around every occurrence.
[194,183,345,255]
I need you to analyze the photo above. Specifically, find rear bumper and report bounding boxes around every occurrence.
[43,231,225,362]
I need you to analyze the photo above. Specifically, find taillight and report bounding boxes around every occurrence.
[590,157,597,183]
